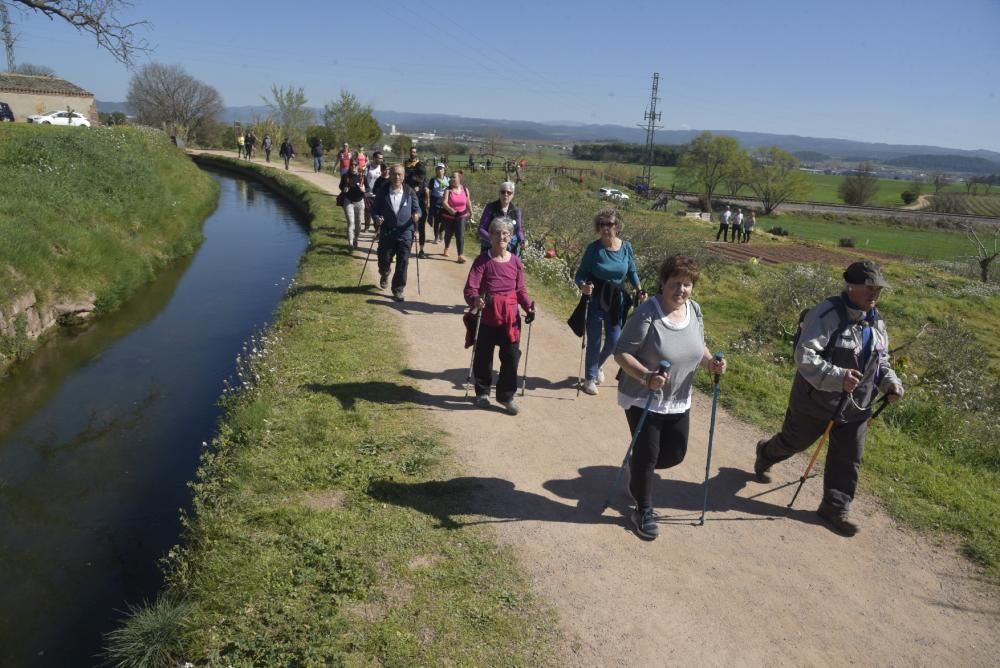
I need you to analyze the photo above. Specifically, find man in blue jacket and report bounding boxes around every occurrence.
[371,164,422,301]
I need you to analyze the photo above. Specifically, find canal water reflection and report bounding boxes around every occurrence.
[0,170,309,666]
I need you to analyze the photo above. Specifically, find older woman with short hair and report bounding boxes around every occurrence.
[441,170,472,263]
[463,217,536,415]
[575,208,644,396]
[478,181,524,255]
[614,255,727,540]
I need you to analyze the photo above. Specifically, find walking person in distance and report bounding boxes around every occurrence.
[715,205,731,241]
[753,260,904,536]
[339,159,367,251]
[279,137,294,170]
[441,170,472,263]
[614,255,727,540]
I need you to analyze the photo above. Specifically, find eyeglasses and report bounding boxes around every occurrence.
[500,191,513,195]
[597,222,615,228]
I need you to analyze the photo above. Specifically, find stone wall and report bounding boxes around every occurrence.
[0,291,96,367]
[3,92,99,124]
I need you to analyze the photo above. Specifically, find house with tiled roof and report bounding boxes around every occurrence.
[0,73,98,123]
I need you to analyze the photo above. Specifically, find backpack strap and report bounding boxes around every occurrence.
[818,296,850,360]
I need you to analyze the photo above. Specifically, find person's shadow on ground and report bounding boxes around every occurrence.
[367,466,824,532]
[302,380,479,412]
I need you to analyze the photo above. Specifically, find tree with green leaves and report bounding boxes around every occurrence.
[676,132,746,210]
[838,162,880,206]
[747,146,810,214]
[391,134,413,158]
[322,89,381,149]
[262,84,313,143]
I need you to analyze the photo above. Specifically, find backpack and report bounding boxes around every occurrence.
[791,296,849,359]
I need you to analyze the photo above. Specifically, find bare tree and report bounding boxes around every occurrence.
[11,61,55,75]
[960,225,999,283]
[5,0,149,65]
[929,172,949,195]
[127,62,223,143]
[837,162,880,206]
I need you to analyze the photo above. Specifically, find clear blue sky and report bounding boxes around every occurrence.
[9,0,1000,151]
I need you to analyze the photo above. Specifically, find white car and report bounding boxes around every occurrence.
[599,187,630,202]
[27,110,91,127]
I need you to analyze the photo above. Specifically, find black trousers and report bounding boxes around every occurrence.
[716,223,729,241]
[376,233,411,292]
[626,408,690,509]
[443,216,465,255]
[415,200,428,247]
[731,225,741,242]
[759,402,868,512]
[473,323,521,403]
[428,199,444,239]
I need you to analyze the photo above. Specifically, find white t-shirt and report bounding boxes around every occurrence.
[616,299,695,414]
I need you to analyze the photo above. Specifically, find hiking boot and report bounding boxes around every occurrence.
[392,289,404,302]
[501,399,519,416]
[817,503,860,537]
[418,250,428,259]
[596,368,605,385]
[474,395,491,409]
[379,273,389,289]
[630,506,658,540]
[582,379,599,395]
[754,439,773,483]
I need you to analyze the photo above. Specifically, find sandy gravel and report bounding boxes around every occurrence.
[200,152,1000,666]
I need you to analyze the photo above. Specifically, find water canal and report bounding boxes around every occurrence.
[0,170,309,666]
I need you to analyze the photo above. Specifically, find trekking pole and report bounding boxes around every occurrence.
[519,316,534,397]
[464,301,485,398]
[357,230,378,287]
[699,352,725,526]
[788,393,850,509]
[602,360,671,511]
[576,295,591,398]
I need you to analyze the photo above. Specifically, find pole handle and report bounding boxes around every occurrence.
[712,351,724,385]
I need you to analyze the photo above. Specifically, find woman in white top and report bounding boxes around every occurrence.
[613,255,727,540]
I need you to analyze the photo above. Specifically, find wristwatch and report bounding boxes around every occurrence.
[641,371,653,386]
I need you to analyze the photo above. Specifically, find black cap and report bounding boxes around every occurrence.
[844,260,889,288]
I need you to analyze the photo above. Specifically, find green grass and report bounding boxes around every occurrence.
[758,213,973,260]
[474,169,1000,580]
[0,124,218,367]
[112,156,563,667]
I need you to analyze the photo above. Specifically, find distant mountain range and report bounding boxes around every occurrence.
[97,101,1000,167]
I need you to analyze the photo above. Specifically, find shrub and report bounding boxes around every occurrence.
[839,237,856,247]
[901,191,918,205]
[767,225,789,236]
[103,597,190,668]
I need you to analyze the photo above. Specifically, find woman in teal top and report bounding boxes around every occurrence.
[574,208,644,396]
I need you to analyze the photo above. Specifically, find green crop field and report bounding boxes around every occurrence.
[760,213,972,260]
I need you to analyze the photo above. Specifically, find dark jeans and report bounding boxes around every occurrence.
[759,402,868,512]
[283,155,291,170]
[473,323,521,403]
[626,408,690,510]
[443,216,465,256]
[716,223,729,241]
[731,225,741,242]
[376,233,412,293]
[744,229,752,242]
[585,302,621,381]
[264,148,272,162]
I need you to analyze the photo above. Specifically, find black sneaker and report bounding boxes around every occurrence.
[379,273,389,289]
[418,250,428,259]
[392,289,404,302]
[474,395,491,409]
[630,506,658,540]
[754,439,773,483]
[817,503,860,537]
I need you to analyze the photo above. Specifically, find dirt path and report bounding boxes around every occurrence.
[198,151,1000,665]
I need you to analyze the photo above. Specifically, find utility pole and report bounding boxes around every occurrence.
[635,72,662,198]
[0,3,16,72]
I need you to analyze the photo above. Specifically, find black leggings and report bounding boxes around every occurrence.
[442,216,465,255]
[626,408,690,509]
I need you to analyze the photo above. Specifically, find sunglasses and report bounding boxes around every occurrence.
[500,190,513,195]
[598,222,615,228]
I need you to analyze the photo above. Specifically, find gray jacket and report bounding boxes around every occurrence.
[791,293,901,422]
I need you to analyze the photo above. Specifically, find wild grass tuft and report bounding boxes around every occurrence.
[103,597,190,668]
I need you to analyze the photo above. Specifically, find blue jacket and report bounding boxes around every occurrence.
[372,185,420,239]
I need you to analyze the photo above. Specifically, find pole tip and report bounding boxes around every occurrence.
[658,360,671,372]
[714,352,724,361]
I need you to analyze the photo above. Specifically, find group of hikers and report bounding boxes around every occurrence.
[714,204,756,243]
[249,140,906,541]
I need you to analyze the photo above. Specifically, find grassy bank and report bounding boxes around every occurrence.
[0,124,218,367]
[108,156,562,666]
[460,168,1000,578]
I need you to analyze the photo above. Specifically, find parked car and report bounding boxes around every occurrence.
[0,101,14,122]
[27,110,91,127]
[598,187,630,202]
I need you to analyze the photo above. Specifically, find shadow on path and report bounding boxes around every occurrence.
[302,380,478,412]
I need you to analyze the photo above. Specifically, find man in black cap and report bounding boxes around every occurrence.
[753,260,904,536]
[404,146,428,258]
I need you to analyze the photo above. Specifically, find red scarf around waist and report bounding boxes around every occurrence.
[483,292,520,343]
